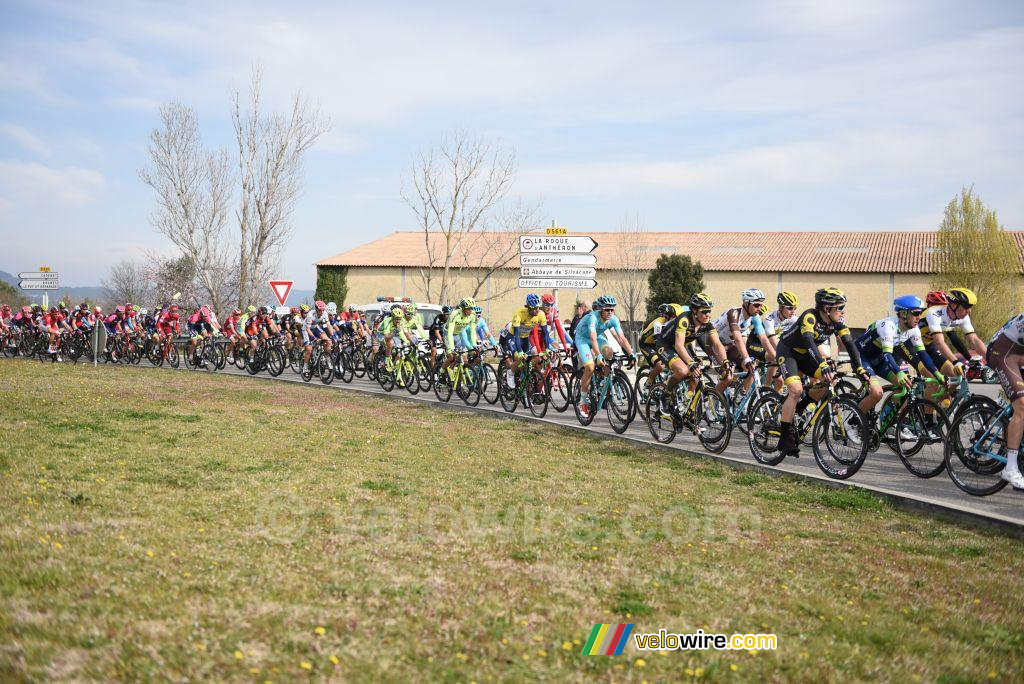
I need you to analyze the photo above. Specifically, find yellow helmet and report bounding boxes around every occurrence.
[777,291,798,307]
[815,287,847,307]
[947,287,977,307]
[689,292,714,310]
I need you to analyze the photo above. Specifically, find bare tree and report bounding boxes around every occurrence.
[608,214,652,344]
[402,131,520,304]
[233,67,329,308]
[140,102,235,315]
[102,260,153,306]
[461,199,541,303]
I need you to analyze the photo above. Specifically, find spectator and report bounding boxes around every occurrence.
[569,300,589,339]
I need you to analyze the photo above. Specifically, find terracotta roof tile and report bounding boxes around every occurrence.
[317,230,1024,274]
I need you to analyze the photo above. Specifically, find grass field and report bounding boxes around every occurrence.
[1,359,1022,682]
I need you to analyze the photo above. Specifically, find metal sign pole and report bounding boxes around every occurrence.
[93,322,98,366]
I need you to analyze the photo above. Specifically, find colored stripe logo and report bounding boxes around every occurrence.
[582,623,634,655]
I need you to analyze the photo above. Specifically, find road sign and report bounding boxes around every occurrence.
[519,235,598,253]
[275,306,290,316]
[520,266,596,279]
[518,278,597,289]
[20,280,59,290]
[519,253,596,266]
[18,271,59,280]
[269,280,294,305]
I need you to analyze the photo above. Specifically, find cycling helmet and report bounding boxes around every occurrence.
[1,304,9,311]
[247,305,257,314]
[741,288,765,303]
[232,308,242,316]
[405,303,418,314]
[441,305,452,315]
[595,294,618,308]
[200,305,210,316]
[169,304,180,312]
[541,293,555,306]
[947,287,977,307]
[662,303,685,318]
[315,300,326,311]
[657,303,675,317]
[290,306,299,315]
[777,291,799,307]
[458,297,476,309]
[22,306,31,313]
[49,306,57,314]
[391,306,404,318]
[925,290,948,306]
[893,295,925,312]
[300,304,311,313]
[815,287,847,307]
[93,306,102,314]
[473,306,483,314]
[116,305,126,314]
[139,308,148,316]
[525,293,541,308]
[259,306,270,315]
[348,305,356,312]
[326,302,337,314]
[125,303,134,312]
[689,292,714,309]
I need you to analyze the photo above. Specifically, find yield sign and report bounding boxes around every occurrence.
[269,280,294,306]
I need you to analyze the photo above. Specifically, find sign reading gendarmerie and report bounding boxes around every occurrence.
[520,253,596,266]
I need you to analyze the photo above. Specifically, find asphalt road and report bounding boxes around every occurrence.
[29,354,1024,534]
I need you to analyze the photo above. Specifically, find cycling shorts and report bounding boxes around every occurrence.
[988,333,1024,400]
[776,343,824,384]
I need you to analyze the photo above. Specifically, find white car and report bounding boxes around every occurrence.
[357,299,444,329]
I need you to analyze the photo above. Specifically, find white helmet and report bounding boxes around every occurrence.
[741,288,765,303]
[139,308,148,315]
[326,302,337,314]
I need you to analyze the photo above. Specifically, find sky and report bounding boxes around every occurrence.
[1,0,1022,288]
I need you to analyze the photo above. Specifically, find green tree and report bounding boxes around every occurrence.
[645,254,705,319]
[0,280,29,308]
[931,186,1021,339]
[315,266,348,306]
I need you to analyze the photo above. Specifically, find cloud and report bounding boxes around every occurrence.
[0,123,52,157]
[0,161,105,206]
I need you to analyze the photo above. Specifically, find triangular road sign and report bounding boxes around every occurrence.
[269,280,294,305]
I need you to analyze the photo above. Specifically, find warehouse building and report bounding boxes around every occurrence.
[316,230,1024,330]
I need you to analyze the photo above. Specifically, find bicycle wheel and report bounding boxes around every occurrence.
[245,348,262,375]
[528,369,549,418]
[695,387,731,454]
[746,393,785,466]
[812,397,869,479]
[203,343,220,371]
[417,355,433,392]
[267,347,285,377]
[894,398,948,478]
[481,363,499,405]
[614,369,638,424]
[339,350,355,383]
[498,364,518,412]
[645,382,677,444]
[634,367,651,407]
[377,357,395,391]
[433,365,452,402]
[167,342,179,368]
[404,358,420,394]
[461,365,483,407]
[945,400,1009,496]
[606,372,633,434]
[546,365,570,413]
[573,378,597,426]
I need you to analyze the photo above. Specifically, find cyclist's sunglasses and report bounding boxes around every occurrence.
[781,305,797,311]
[601,307,616,313]
[908,308,925,316]
[828,304,846,312]
[696,308,712,315]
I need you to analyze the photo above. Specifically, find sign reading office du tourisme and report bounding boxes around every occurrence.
[518,228,598,290]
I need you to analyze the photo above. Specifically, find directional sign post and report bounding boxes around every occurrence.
[520,253,596,266]
[519,278,598,289]
[18,268,59,291]
[269,280,294,306]
[519,235,598,254]
[19,281,59,290]
[520,266,596,279]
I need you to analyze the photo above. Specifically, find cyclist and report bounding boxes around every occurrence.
[222,308,244,363]
[429,305,451,365]
[472,305,498,350]
[186,305,217,368]
[42,306,67,360]
[509,293,551,361]
[302,301,332,371]
[639,303,683,392]
[763,291,800,389]
[540,294,570,353]
[574,294,636,418]
[714,288,774,391]
[775,288,871,458]
[442,297,478,375]
[655,293,731,413]
[986,312,1024,489]
[403,303,428,346]
[855,295,943,437]
[378,305,405,357]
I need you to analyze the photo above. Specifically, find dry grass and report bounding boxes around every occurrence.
[0,359,1022,682]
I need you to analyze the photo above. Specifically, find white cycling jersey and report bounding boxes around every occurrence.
[763,309,797,337]
[921,305,974,344]
[995,313,1024,347]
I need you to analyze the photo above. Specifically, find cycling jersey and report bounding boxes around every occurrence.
[657,309,716,355]
[544,307,569,348]
[429,315,449,346]
[988,314,1024,400]
[713,307,765,346]
[856,316,937,377]
[445,311,477,350]
[511,307,550,353]
[777,307,864,378]
[995,313,1024,346]
[763,309,797,337]
[474,317,497,347]
[639,315,669,347]
[575,310,623,344]
[402,315,426,343]
[920,305,974,345]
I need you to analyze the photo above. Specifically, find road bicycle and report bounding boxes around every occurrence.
[498,351,551,418]
[573,353,635,434]
[944,394,1016,496]
[645,360,731,452]
[434,348,484,405]
[746,374,869,480]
